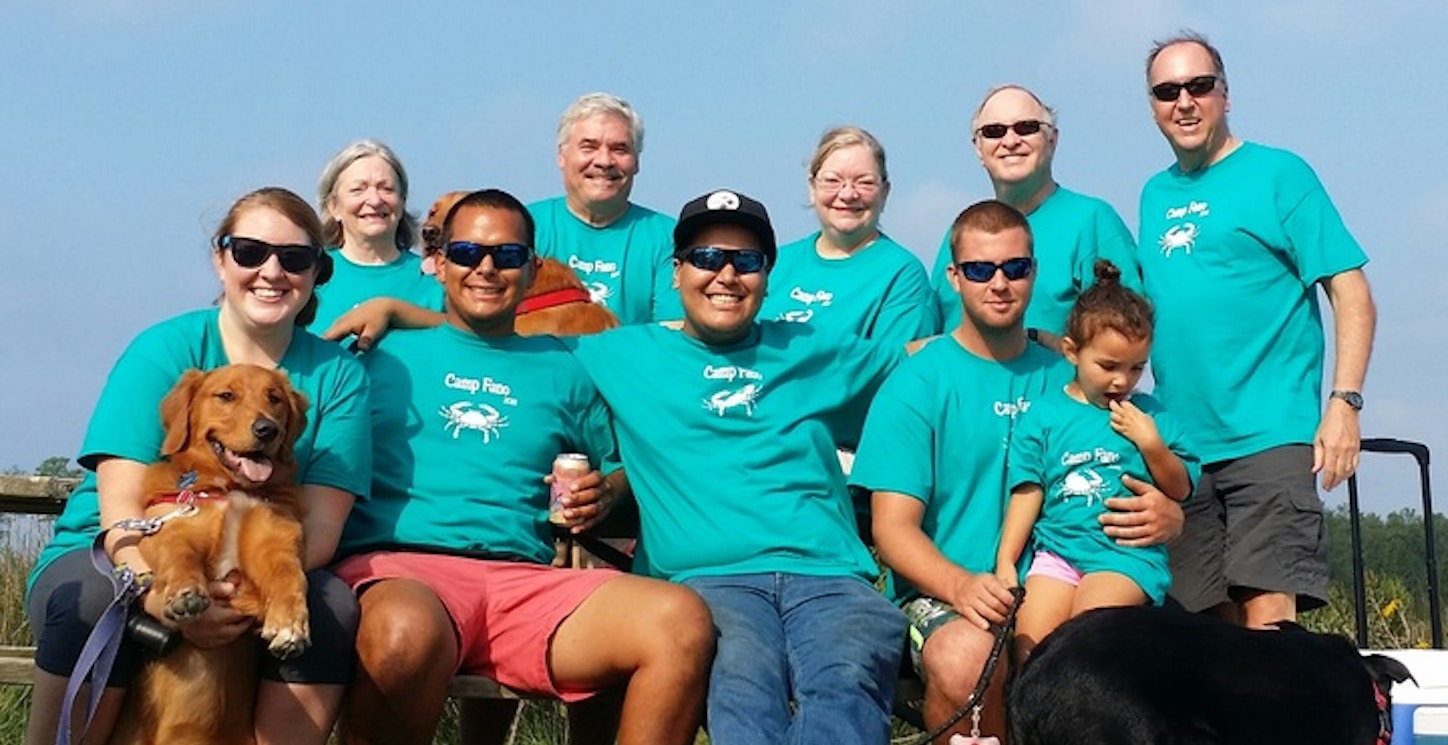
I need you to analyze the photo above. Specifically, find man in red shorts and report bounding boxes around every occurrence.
[331,188,712,745]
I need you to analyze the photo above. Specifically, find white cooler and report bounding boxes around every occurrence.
[1371,649,1448,744]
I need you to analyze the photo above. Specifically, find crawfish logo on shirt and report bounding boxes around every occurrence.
[701,364,765,417]
[586,281,612,306]
[438,372,517,443]
[777,286,834,324]
[1056,448,1124,506]
[1158,200,1210,258]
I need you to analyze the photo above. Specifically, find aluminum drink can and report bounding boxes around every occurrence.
[549,453,591,525]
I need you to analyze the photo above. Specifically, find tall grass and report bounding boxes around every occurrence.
[0,514,43,743]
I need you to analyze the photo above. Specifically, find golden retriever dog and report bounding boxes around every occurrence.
[515,257,619,337]
[109,364,310,745]
[420,190,470,275]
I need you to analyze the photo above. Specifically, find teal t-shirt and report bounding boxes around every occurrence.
[1005,387,1200,604]
[567,322,900,583]
[30,308,372,589]
[849,336,1070,601]
[340,325,618,565]
[930,186,1140,334]
[528,197,681,325]
[1137,142,1369,464]
[310,248,444,333]
[760,232,940,348]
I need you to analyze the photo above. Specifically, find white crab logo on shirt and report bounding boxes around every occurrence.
[778,309,814,323]
[1058,468,1107,506]
[1158,223,1198,257]
[439,402,509,442]
[703,383,761,417]
[588,282,612,306]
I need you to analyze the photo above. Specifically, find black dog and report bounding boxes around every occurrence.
[1008,606,1414,745]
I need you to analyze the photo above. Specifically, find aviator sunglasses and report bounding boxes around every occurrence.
[679,246,770,274]
[220,235,321,273]
[956,257,1035,283]
[444,242,533,270]
[976,120,1048,140]
[1150,75,1219,102]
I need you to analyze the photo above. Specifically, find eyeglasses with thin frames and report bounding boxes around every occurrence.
[812,173,884,195]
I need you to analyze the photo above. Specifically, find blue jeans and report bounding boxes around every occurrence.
[683,573,906,745]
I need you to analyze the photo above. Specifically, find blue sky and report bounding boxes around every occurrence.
[1,1,1443,514]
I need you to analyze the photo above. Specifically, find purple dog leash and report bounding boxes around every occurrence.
[54,475,199,745]
[54,533,153,745]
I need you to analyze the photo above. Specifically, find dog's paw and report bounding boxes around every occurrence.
[261,618,311,660]
[163,587,211,623]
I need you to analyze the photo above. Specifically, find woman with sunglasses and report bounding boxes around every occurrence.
[311,139,441,334]
[761,126,939,348]
[25,187,371,745]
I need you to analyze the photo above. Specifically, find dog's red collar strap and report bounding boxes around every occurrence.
[1375,681,1392,745]
[517,287,592,315]
[146,489,220,507]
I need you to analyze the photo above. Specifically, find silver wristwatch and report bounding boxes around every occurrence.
[1330,389,1364,411]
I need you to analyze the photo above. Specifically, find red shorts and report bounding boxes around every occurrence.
[333,551,619,702]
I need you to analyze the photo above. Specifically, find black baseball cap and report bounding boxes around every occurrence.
[673,189,777,265]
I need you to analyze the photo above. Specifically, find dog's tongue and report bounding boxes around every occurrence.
[223,448,274,483]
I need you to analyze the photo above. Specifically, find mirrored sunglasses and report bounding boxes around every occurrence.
[976,120,1048,140]
[444,242,533,270]
[957,257,1034,283]
[1150,75,1219,102]
[220,235,321,274]
[680,246,769,274]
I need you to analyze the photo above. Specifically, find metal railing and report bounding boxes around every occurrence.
[1347,438,1439,648]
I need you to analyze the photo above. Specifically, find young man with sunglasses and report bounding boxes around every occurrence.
[852,200,1183,742]
[565,189,909,745]
[330,188,713,745]
[927,85,1140,342]
[1139,32,1376,629]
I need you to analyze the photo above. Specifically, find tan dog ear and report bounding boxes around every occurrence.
[281,386,310,465]
[159,369,208,456]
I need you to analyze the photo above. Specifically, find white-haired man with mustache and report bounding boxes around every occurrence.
[529,92,681,326]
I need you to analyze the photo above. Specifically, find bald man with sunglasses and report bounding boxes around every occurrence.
[1139,32,1376,630]
[928,85,1141,342]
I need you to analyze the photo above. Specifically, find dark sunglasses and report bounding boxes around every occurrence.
[956,257,1034,283]
[679,246,769,274]
[444,242,533,270]
[1150,75,1219,102]
[976,120,1048,140]
[220,235,321,273]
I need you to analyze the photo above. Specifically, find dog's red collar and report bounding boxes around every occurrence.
[1374,680,1392,745]
[517,287,592,315]
[147,488,221,508]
